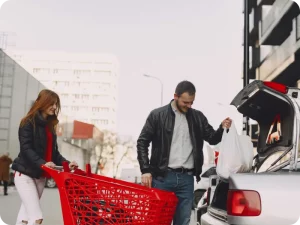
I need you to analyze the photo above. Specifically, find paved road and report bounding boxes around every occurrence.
[0,186,197,225]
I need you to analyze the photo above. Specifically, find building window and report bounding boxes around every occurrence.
[61,94,69,98]
[91,119,99,124]
[100,107,109,112]
[92,107,109,112]
[91,119,108,125]
[100,120,109,125]
[92,94,109,100]
[33,68,50,74]
[81,94,89,100]
[92,107,99,112]
[72,82,80,87]
[74,70,81,75]
[82,70,91,75]
[33,68,41,73]
[71,106,79,111]
[72,94,80,99]
[94,71,111,76]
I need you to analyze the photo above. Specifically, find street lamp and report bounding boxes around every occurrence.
[243,0,250,135]
[143,74,164,106]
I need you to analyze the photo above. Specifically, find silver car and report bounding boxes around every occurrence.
[201,81,300,225]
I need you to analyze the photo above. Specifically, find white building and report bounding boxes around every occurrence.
[6,50,119,131]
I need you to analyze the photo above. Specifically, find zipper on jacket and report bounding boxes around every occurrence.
[166,112,176,167]
[187,112,199,178]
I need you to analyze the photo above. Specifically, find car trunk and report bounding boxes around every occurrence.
[209,81,295,218]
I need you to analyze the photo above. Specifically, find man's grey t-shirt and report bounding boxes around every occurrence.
[168,101,194,169]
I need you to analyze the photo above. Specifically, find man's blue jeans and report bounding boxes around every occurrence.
[152,171,194,225]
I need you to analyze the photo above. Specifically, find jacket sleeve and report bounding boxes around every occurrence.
[202,113,224,145]
[53,142,69,166]
[19,122,46,168]
[137,111,156,174]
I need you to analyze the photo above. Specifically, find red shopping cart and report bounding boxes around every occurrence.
[42,162,178,225]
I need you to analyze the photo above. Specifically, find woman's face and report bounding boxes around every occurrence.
[44,102,57,116]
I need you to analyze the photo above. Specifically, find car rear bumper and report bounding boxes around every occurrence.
[201,213,229,225]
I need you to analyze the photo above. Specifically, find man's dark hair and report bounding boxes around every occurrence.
[175,81,196,96]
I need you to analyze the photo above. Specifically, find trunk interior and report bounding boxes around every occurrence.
[231,81,294,168]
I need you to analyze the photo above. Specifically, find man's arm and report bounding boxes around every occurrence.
[137,111,156,174]
[202,113,224,145]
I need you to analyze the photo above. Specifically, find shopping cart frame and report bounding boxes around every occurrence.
[42,162,178,225]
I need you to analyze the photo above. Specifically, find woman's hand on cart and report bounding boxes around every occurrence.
[45,161,56,168]
[69,161,78,170]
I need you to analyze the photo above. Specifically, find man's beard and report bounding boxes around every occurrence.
[175,100,188,114]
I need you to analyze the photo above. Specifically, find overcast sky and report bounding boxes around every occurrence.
[0,0,244,139]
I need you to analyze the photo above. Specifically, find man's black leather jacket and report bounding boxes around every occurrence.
[137,100,224,182]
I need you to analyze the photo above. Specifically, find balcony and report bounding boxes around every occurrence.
[257,15,300,85]
[249,8,258,47]
[257,0,275,6]
[259,0,298,45]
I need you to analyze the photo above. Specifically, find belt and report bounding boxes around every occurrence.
[167,167,194,174]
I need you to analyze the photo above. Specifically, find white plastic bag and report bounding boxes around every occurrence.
[216,122,254,179]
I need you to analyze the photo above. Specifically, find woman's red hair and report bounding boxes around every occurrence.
[20,89,61,131]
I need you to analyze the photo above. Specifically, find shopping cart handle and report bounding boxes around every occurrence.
[53,166,63,170]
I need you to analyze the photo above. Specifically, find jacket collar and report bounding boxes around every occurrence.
[168,100,176,116]
[35,112,48,127]
[168,99,191,116]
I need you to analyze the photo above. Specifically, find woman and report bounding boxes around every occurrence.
[12,89,78,225]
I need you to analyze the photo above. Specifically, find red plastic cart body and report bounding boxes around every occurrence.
[42,163,178,225]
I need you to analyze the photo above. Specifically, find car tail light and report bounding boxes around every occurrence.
[263,81,288,94]
[227,190,261,217]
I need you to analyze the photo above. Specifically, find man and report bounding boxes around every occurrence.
[0,152,12,195]
[137,81,232,225]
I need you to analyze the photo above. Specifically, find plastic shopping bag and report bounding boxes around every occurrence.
[216,122,254,179]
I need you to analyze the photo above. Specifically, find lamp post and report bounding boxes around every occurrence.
[243,0,250,135]
[143,74,164,106]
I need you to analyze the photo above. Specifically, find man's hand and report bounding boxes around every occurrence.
[141,173,152,188]
[222,117,232,129]
[45,161,56,168]
[69,161,78,170]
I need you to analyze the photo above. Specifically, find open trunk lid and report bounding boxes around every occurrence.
[231,80,296,170]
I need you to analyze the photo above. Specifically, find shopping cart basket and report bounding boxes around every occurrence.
[42,162,178,225]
